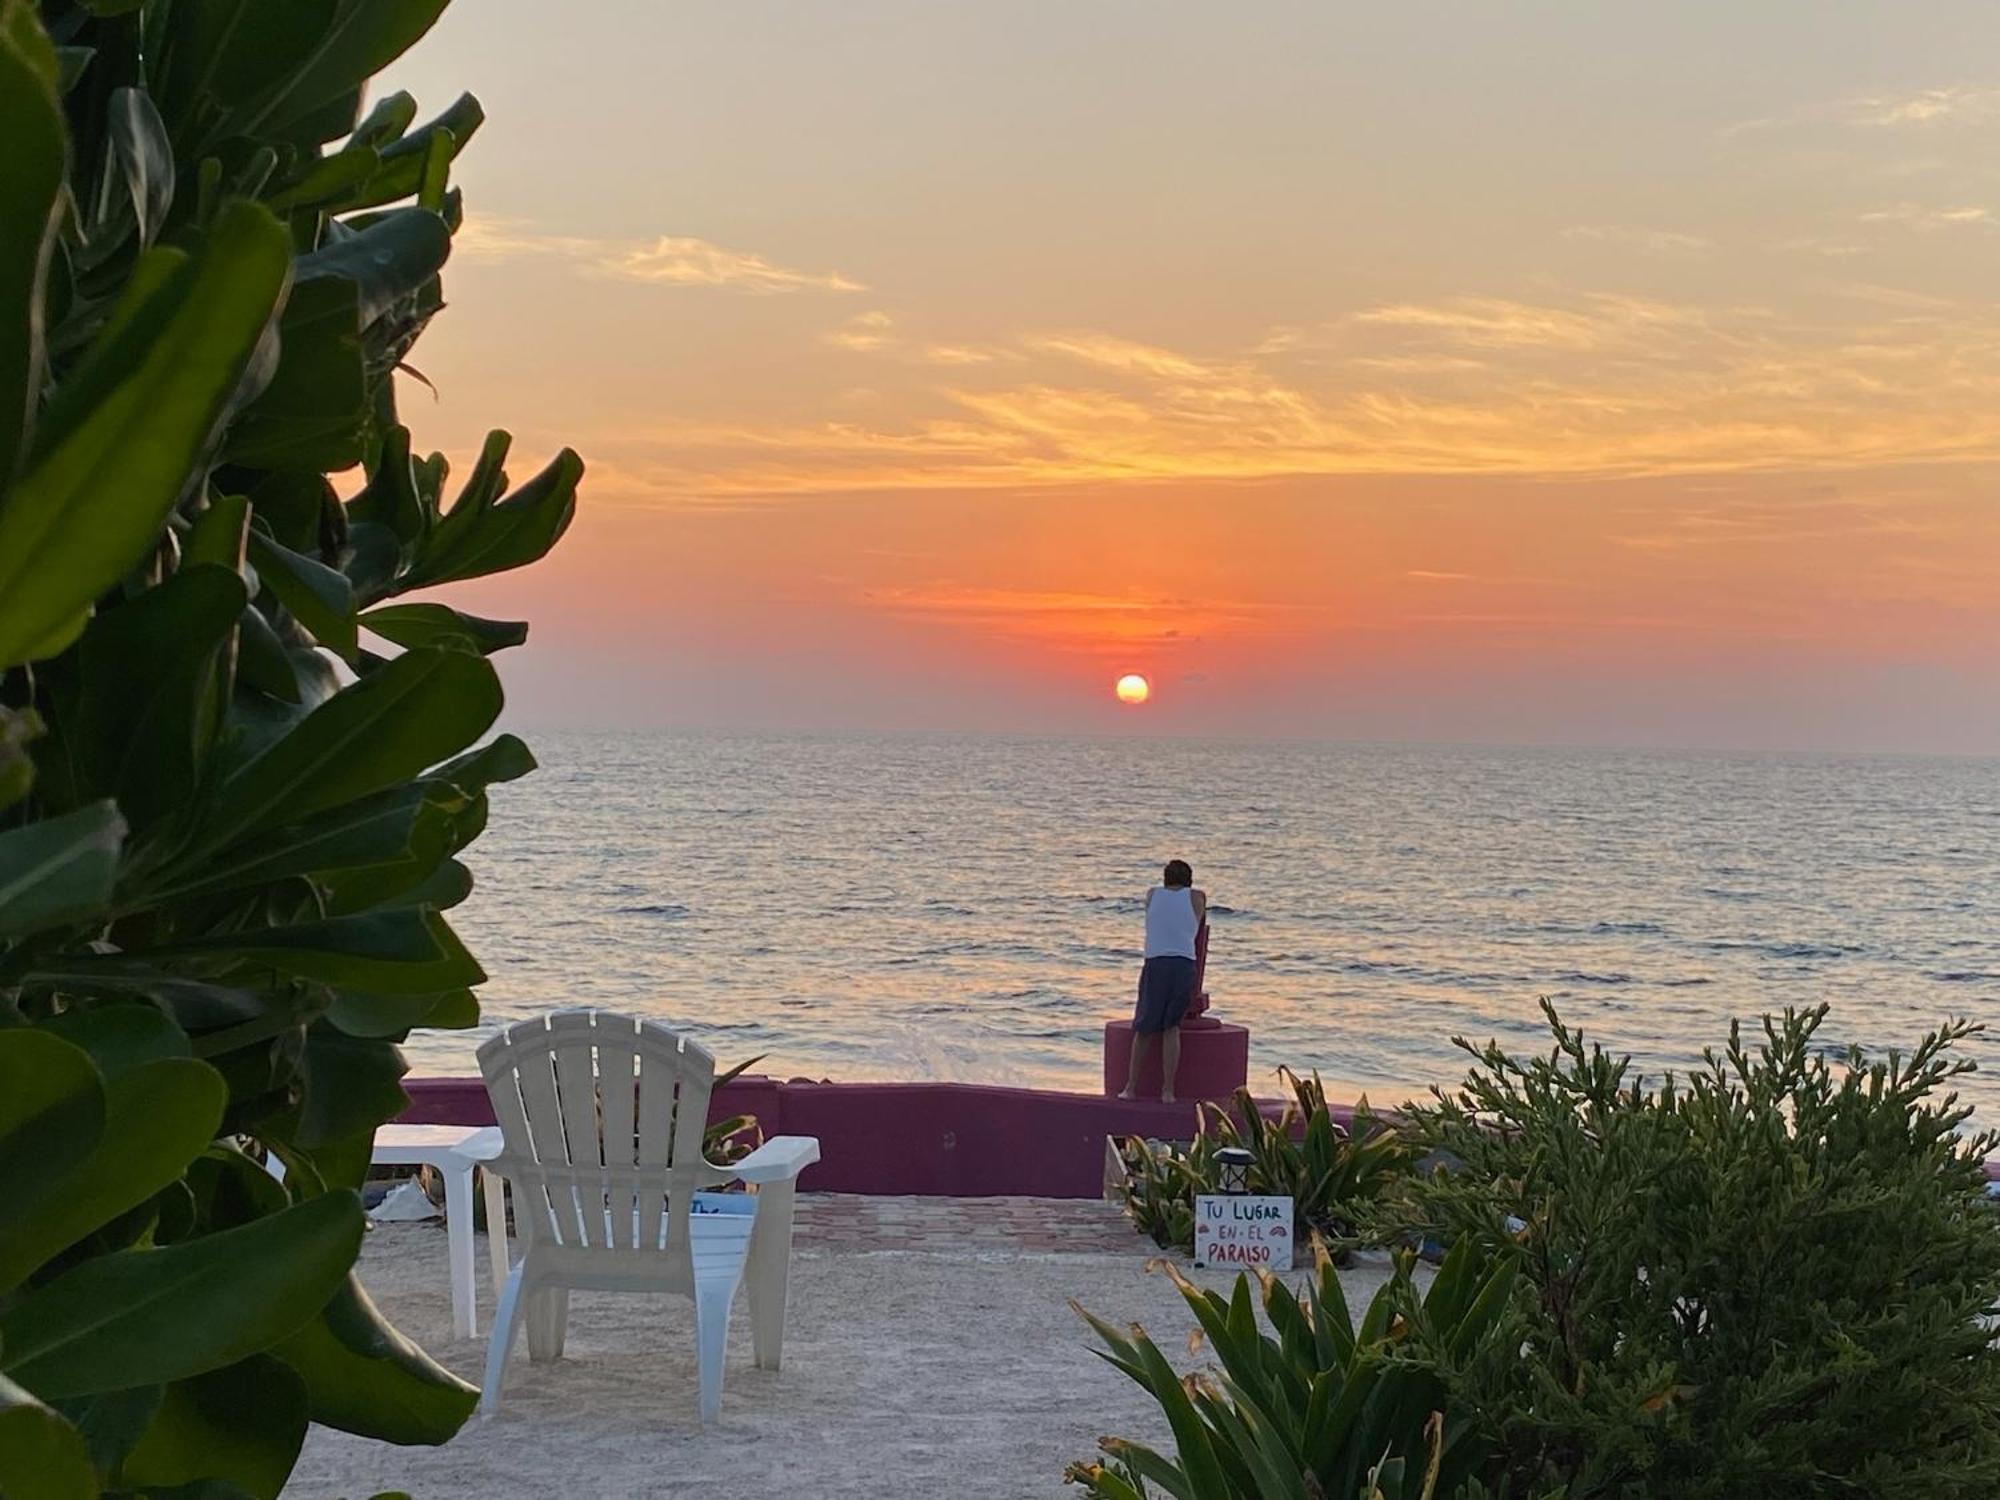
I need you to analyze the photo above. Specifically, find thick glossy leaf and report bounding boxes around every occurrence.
[325,989,472,1038]
[0,1057,227,1295]
[292,1025,407,1147]
[51,1385,162,1478]
[246,529,357,660]
[360,601,526,654]
[0,1032,104,1253]
[294,207,450,327]
[254,1,450,139]
[0,801,125,938]
[106,86,174,249]
[0,1372,96,1500]
[151,908,485,994]
[183,493,250,572]
[347,89,417,150]
[344,425,424,547]
[38,1005,189,1075]
[273,1272,476,1444]
[0,201,289,667]
[222,277,364,472]
[262,144,380,213]
[0,1189,363,1399]
[430,732,536,794]
[206,645,500,847]
[121,1356,307,1500]
[66,565,245,833]
[150,783,457,905]
[317,798,458,916]
[0,0,63,486]
[397,446,582,592]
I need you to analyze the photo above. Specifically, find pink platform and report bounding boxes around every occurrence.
[1100,1019,1249,1099]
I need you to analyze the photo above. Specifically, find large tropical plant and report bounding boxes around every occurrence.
[0,2,580,1494]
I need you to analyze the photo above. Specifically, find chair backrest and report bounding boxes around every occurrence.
[478,1011,717,1263]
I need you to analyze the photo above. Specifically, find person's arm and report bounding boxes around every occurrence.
[1191,888,1207,925]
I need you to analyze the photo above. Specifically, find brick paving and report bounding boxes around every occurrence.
[792,1193,1146,1254]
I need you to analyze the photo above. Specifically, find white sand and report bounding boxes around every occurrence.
[289,1217,1408,1500]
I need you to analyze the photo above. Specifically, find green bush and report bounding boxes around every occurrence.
[1066,1243,1523,1499]
[1114,1074,1414,1255]
[1383,1002,2000,1498]
[0,1,579,1494]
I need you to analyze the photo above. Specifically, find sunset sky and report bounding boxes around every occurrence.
[384,2,2000,752]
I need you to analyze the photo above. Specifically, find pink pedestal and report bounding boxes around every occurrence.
[1101,1018,1249,1101]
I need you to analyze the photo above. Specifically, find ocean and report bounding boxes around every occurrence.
[419,731,2000,1123]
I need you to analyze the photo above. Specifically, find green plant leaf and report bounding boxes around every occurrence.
[120,1356,308,1500]
[63,565,246,834]
[0,1056,227,1295]
[295,207,450,327]
[0,1031,105,1255]
[0,0,64,487]
[38,1005,190,1075]
[429,732,536,795]
[360,602,527,654]
[0,1189,363,1399]
[325,988,472,1037]
[0,801,126,939]
[0,705,42,811]
[291,1025,408,1147]
[272,1272,476,1444]
[0,199,289,667]
[246,529,357,661]
[105,87,175,250]
[206,645,501,848]
[221,277,365,472]
[396,446,582,592]
[0,1371,97,1500]
[150,908,485,994]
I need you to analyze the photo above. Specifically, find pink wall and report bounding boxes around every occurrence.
[402,1076,2000,1199]
[401,1075,1339,1198]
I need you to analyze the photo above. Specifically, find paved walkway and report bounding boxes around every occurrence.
[792,1193,1144,1254]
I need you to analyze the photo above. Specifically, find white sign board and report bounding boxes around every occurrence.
[1193,1194,1296,1269]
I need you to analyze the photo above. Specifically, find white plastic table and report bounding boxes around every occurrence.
[371,1124,508,1338]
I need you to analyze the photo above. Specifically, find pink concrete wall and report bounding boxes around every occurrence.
[400,1076,2000,1198]
[400,1075,1336,1198]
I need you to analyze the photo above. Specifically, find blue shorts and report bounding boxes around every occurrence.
[1133,955,1196,1034]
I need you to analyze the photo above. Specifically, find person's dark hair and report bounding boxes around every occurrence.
[1163,859,1193,889]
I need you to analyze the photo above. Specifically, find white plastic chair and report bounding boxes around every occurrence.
[476,1011,820,1423]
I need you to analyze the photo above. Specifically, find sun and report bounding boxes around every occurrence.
[1114,673,1151,705]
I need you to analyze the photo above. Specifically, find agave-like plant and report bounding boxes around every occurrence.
[1066,1241,1521,1500]
[1114,1073,1416,1254]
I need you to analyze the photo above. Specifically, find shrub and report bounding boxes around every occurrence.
[1114,1073,1415,1255]
[1383,1002,2000,1498]
[1066,1242,1522,1499]
[0,1,578,1494]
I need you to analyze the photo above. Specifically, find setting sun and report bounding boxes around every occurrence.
[1114,673,1151,705]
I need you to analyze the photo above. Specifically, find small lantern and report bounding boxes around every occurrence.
[1215,1146,1254,1195]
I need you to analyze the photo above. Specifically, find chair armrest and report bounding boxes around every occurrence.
[730,1135,820,1185]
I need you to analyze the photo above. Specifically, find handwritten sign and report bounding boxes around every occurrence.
[1193,1194,1295,1269]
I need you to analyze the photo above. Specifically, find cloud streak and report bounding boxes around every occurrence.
[453,216,863,293]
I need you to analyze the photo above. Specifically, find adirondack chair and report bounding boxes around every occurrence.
[476,1011,820,1423]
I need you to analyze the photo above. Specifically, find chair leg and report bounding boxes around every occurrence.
[746,1181,798,1372]
[525,1287,570,1362]
[692,1279,737,1425]
[482,1167,510,1298]
[479,1265,530,1418]
[444,1163,477,1339]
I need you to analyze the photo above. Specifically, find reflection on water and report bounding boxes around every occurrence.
[416,731,2000,1120]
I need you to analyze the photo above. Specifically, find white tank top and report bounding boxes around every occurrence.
[1143,887,1198,959]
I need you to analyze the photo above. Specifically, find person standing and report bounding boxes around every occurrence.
[1120,858,1206,1103]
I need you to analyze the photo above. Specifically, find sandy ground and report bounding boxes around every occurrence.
[289,1211,1409,1500]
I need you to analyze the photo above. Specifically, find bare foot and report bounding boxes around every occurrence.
[1160,1090,1176,1104]
[1117,1086,1139,1100]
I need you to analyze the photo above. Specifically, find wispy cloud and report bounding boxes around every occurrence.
[607,237,864,293]
[825,310,897,351]
[859,585,1315,646]
[452,215,863,294]
[1857,203,1995,232]
[1850,85,2000,128]
[1562,224,1713,257]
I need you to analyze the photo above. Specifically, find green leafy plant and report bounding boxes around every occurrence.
[0,1,581,1494]
[1382,1002,2000,1499]
[1066,1243,1522,1500]
[1114,1074,1415,1255]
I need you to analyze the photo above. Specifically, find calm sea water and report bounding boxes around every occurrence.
[417,732,2000,1122]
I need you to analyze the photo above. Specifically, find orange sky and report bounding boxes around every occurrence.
[384,3,2000,751]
